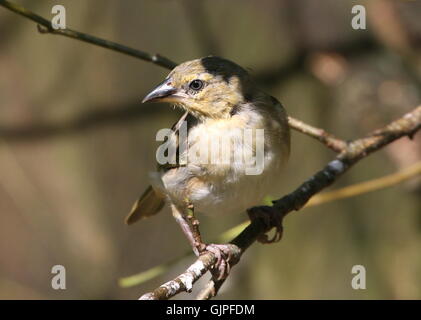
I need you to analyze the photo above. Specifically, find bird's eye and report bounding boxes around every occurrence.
[189,79,204,91]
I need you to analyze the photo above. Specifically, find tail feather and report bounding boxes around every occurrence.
[125,186,165,225]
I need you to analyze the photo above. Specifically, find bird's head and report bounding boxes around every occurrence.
[142,56,255,119]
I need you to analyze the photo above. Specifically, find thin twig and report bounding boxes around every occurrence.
[119,159,421,288]
[197,162,421,299]
[0,0,177,69]
[288,116,347,152]
[139,245,241,300]
[140,106,421,300]
[196,277,224,300]
[1,0,346,149]
[307,161,421,207]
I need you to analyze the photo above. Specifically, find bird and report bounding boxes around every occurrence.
[126,56,290,279]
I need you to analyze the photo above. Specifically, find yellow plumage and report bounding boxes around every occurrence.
[126,56,290,277]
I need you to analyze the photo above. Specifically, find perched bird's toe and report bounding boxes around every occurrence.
[204,244,234,280]
[247,205,284,244]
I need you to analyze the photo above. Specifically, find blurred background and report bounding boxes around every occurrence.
[0,0,420,299]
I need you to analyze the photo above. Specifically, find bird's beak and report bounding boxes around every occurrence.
[142,79,177,103]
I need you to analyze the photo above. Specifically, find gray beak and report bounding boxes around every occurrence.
[142,79,177,103]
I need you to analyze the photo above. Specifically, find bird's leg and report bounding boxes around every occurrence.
[171,203,204,256]
[171,203,234,280]
[247,205,285,244]
[185,202,206,254]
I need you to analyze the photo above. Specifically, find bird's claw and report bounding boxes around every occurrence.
[203,244,233,280]
[247,205,284,244]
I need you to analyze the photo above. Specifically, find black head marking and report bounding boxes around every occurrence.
[200,56,249,84]
[200,56,255,103]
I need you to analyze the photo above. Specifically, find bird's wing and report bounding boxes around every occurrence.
[125,185,165,225]
[125,111,197,225]
[157,110,198,172]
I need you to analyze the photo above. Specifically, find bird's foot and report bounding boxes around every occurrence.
[247,205,284,244]
[193,241,206,256]
[202,244,234,280]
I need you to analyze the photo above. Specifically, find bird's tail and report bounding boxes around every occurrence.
[125,186,165,225]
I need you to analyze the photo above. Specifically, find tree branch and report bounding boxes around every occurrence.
[287,117,347,152]
[0,0,177,69]
[140,106,420,300]
[0,0,361,151]
[139,245,241,300]
[307,161,421,207]
[119,160,421,289]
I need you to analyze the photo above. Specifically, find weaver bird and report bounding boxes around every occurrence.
[126,56,290,278]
